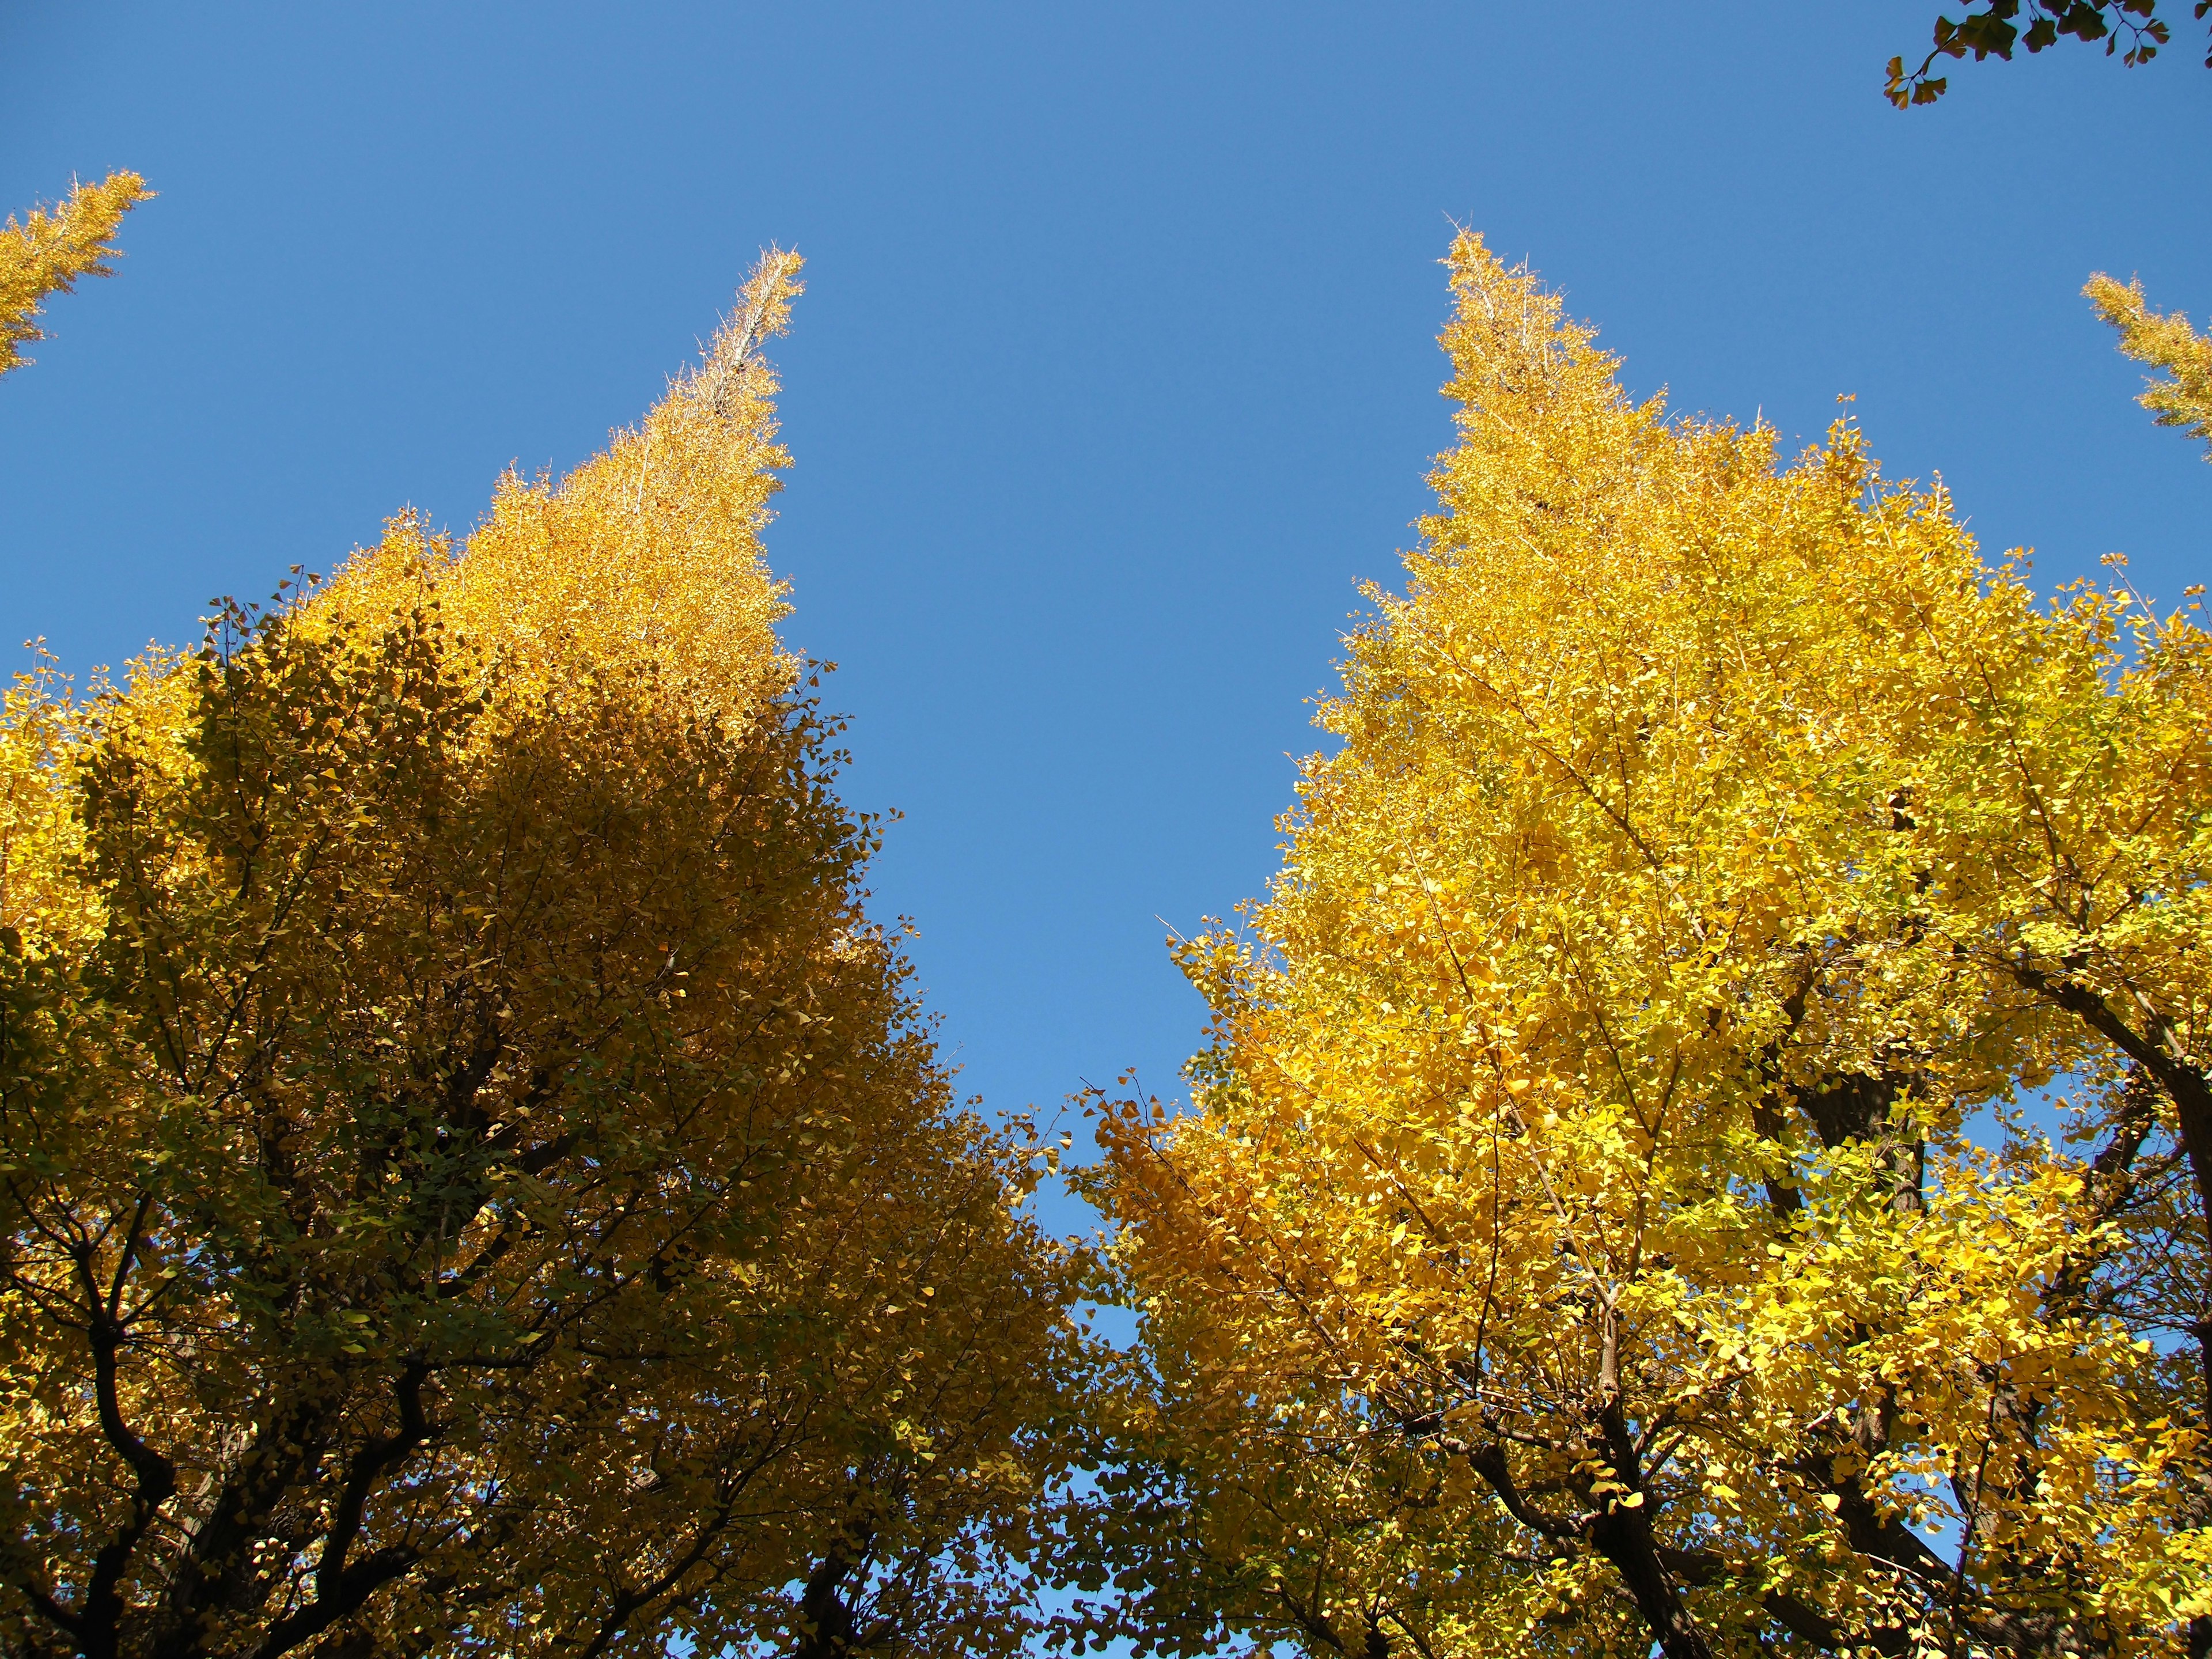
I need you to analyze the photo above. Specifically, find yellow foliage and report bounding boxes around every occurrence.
[1081,234,2211,1659]
[0,254,1093,1659]
[0,657,101,953]
[0,172,153,377]
[2088,271,2212,460]
[317,249,801,729]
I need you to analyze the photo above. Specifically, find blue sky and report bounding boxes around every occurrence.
[3,3,2207,1232]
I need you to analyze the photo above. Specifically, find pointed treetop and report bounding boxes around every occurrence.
[320,248,808,729]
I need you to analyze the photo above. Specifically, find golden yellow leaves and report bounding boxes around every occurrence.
[0,658,96,949]
[2,156,2205,1657]
[1084,233,2212,1659]
[2088,271,2212,460]
[316,249,805,737]
[0,171,151,376]
[1,255,1097,1659]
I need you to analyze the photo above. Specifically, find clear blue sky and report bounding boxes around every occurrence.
[3,3,2207,1230]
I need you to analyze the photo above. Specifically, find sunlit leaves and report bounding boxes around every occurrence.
[1081,234,2211,1659]
[2086,272,2212,460]
[0,171,151,377]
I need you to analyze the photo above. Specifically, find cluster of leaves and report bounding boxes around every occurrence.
[0,255,1103,1659]
[1071,235,2212,1659]
[1887,0,2212,105]
[0,172,152,375]
[2089,274,2212,459]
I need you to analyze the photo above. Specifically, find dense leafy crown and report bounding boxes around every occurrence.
[0,253,1093,1659]
[1077,233,2212,1659]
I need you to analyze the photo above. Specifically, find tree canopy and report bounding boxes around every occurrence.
[0,252,1097,1659]
[1076,233,2212,1659]
[5,111,2209,1659]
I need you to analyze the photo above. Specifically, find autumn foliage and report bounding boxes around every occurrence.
[2088,272,2212,461]
[1075,235,2212,1659]
[0,255,1094,1659]
[3,163,2209,1659]
[0,172,152,378]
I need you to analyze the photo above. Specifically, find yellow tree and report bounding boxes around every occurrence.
[1079,235,2211,1659]
[0,252,1096,1659]
[0,173,152,378]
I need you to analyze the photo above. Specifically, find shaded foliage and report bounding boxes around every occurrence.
[1887,0,2211,105]
[0,255,1098,1659]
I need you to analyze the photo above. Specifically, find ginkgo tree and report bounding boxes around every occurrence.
[1075,236,2211,1659]
[0,252,1099,1659]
